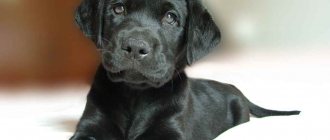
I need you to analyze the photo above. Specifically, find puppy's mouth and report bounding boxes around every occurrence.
[103,62,169,88]
[106,69,166,88]
[101,51,171,88]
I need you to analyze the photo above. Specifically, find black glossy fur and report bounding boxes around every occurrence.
[71,0,300,140]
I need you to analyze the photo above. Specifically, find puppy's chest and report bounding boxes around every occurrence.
[111,98,157,140]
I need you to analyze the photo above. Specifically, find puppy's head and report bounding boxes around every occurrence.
[75,0,220,88]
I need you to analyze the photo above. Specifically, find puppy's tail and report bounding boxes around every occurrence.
[248,100,300,118]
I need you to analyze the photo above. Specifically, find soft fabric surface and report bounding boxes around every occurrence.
[0,48,329,140]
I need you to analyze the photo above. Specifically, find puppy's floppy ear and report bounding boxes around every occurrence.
[186,0,221,65]
[75,0,105,47]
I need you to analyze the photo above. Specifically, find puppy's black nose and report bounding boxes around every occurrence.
[121,38,151,59]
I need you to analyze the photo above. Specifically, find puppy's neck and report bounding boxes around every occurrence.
[93,65,188,95]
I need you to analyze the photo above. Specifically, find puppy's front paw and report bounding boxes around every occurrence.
[70,135,96,140]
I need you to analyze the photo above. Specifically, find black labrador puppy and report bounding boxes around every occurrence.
[71,0,300,140]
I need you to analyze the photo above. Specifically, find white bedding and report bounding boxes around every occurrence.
[0,48,329,140]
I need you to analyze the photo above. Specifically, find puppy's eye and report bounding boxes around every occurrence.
[113,4,125,14]
[162,12,178,25]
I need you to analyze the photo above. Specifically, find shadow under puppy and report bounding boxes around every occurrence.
[71,0,300,140]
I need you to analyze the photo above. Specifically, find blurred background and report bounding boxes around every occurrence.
[0,0,329,139]
[208,0,330,48]
[0,0,98,87]
[0,0,329,87]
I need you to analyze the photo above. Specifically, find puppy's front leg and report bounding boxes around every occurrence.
[70,135,96,140]
[70,100,116,140]
[135,117,185,140]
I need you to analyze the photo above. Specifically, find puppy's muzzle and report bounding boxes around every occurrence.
[121,37,152,60]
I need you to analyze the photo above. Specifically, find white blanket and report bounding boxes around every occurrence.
[0,48,329,140]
